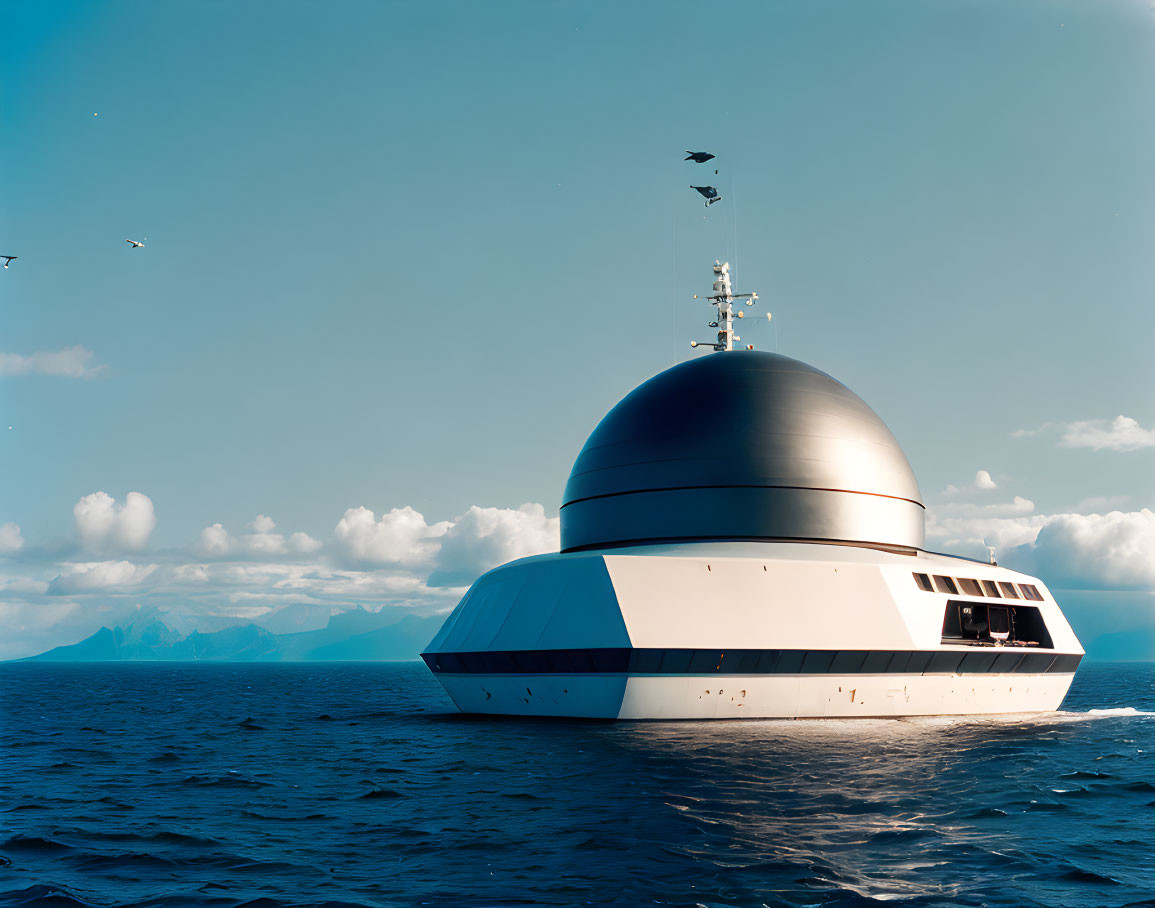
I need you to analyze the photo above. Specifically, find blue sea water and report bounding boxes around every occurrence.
[1,662,1153,908]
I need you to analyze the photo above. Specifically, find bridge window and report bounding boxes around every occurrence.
[933,575,958,594]
[940,601,1053,648]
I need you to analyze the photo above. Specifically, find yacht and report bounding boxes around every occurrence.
[422,262,1083,718]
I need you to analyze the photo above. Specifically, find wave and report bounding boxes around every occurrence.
[179,773,273,788]
[0,835,73,852]
[0,884,104,907]
[1086,707,1155,717]
[357,788,406,800]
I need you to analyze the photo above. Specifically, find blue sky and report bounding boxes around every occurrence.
[2,0,1153,658]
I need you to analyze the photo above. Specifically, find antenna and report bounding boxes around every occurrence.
[689,261,764,352]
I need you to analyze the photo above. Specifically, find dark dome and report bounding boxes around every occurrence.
[560,351,924,551]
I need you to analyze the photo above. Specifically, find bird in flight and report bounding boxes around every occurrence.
[691,185,722,207]
[684,151,715,163]
[1,256,15,269]
[126,239,145,248]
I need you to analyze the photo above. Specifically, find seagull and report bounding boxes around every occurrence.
[684,151,715,163]
[126,239,145,248]
[691,185,722,206]
[1,256,15,269]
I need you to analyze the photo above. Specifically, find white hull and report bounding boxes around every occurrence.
[423,541,1084,720]
[436,670,1076,720]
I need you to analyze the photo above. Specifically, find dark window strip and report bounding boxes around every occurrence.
[421,649,1081,676]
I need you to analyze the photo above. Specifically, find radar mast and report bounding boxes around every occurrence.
[690,261,766,352]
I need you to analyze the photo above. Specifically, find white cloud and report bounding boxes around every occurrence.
[199,523,230,555]
[928,501,1155,592]
[0,576,50,595]
[430,503,560,586]
[1059,416,1155,452]
[244,530,287,555]
[1010,423,1052,439]
[47,560,157,595]
[250,514,276,533]
[941,470,998,496]
[1015,416,1155,452]
[288,531,322,554]
[0,522,23,554]
[197,518,321,558]
[333,505,450,567]
[0,345,105,379]
[926,513,1051,558]
[1010,510,1155,590]
[74,491,156,552]
[926,495,1045,559]
[159,558,452,609]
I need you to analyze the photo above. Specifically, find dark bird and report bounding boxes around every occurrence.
[684,151,715,163]
[691,185,722,206]
[126,239,145,248]
[1,256,15,269]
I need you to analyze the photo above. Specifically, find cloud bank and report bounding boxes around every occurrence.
[2,496,562,654]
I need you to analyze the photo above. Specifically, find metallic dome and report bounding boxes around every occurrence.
[560,351,924,551]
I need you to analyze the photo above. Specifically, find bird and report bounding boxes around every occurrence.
[690,185,722,206]
[126,239,144,248]
[684,151,715,163]
[1,256,15,269]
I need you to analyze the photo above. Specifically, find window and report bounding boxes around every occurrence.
[933,575,958,594]
[958,577,984,596]
[1019,584,1044,601]
[940,601,1053,648]
[981,579,1000,598]
[913,572,933,591]
[988,605,1012,640]
[998,581,1020,599]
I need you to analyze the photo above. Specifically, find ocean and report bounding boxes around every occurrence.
[1,662,1152,908]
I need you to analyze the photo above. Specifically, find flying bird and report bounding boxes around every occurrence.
[684,151,715,163]
[690,185,721,207]
[1,255,15,269]
[125,239,145,248]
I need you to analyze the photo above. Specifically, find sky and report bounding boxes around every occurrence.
[1,0,1153,659]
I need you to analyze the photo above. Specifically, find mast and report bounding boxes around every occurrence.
[690,261,764,352]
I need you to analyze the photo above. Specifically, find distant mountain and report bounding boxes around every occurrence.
[252,602,333,635]
[23,608,442,663]
[303,614,441,661]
